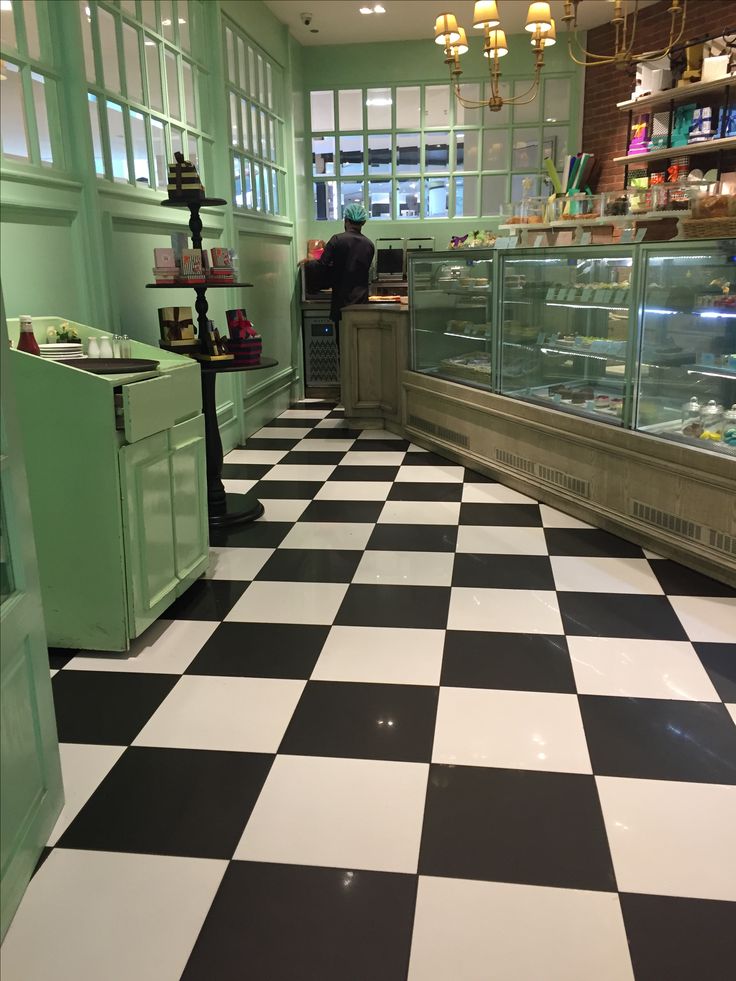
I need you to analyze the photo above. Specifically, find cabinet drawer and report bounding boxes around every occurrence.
[164,363,202,424]
[121,375,175,443]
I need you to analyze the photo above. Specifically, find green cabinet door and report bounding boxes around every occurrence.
[0,299,63,941]
[169,416,209,584]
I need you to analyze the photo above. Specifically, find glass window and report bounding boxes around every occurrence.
[366,88,391,130]
[397,179,420,219]
[271,168,279,213]
[88,93,104,174]
[340,179,364,213]
[310,90,334,131]
[312,135,335,176]
[1,0,17,50]
[338,88,362,130]
[253,160,262,208]
[425,177,449,218]
[237,36,246,92]
[225,27,235,83]
[513,81,539,123]
[233,153,242,206]
[229,91,238,144]
[544,77,571,123]
[262,164,271,211]
[369,180,391,219]
[424,132,450,172]
[25,0,41,60]
[314,180,338,220]
[368,133,391,174]
[182,60,195,125]
[80,2,95,81]
[455,130,480,172]
[178,0,190,51]
[340,134,363,175]
[396,132,419,173]
[130,109,149,184]
[482,129,509,170]
[187,133,198,168]
[243,158,253,208]
[511,173,539,201]
[121,0,137,13]
[259,109,267,157]
[98,7,121,94]
[171,124,185,156]
[248,46,256,96]
[31,72,53,165]
[512,128,540,170]
[396,86,420,128]
[145,38,163,111]
[160,0,174,40]
[0,61,29,161]
[455,85,481,125]
[142,0,156,28]
[123,23,143,103]
[165,49,180,119]
[240,98,248,149]
[269,117,276,161]
[483,81,510,125]
[258,54,265,105]
[453,175,479,217]
[424,85,449,127]
[150,116,167,188]
[266,62,273,109]
[250,104,258,156]
[543,126,568,171]
[481,173,506,215]
[106,100,128,182]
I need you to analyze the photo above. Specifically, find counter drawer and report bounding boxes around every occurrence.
[164,362,202,425]
[120,374,175,443]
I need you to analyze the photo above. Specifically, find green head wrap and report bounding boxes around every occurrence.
[344,203,368,224]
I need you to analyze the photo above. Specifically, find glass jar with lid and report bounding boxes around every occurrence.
[681,396,702,437]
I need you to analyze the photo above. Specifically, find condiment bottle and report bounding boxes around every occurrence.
[87,336,101,358]
[120,335,131,358]
[98,336,113,359]
[681,396,701,432]
[112,334,122,357]
[700,399,724,432]
[17,315,40,355]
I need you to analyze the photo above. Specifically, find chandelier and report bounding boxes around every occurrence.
[562,0,687,69]
[434,2,555,112]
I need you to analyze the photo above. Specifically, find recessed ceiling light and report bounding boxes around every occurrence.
[161,18,172,26]
[178,18,186,24]
[144,39,155,46]
[359,6,373,13]
[0,1,12,12]
[374,4,386,12]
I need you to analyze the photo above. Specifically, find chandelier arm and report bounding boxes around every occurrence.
[506,73,542,105]
[631,0,688,63]
[565,33,616,65]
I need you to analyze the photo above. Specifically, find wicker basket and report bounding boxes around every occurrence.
[681,217,736,239]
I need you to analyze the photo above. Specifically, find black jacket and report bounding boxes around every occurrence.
[311,230,375,324]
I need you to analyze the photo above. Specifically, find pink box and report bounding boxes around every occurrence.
[211,247,232,268]
[154,247,177,269]
[181,249,204,278]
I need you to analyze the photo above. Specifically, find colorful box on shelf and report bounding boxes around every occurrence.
[179,248,206,284]
[158,306,196,346]
[210,247,233,268]
[227,308,262,366]
[167,151,205,202]
[152,267,179,284]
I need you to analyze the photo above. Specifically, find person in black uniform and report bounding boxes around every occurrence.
[305,203,375,347]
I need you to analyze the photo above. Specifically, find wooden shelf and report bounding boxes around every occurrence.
[617,76,735,113]
[145,281,254,288]
[613,136,736,166]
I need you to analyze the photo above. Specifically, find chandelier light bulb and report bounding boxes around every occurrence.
[525,1,552,33]
[449,26,469,55]
[536,17,556,47]
[484,28,508,57]
[434,13,461,45]
[472,0,500,29]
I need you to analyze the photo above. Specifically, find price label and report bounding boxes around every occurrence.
[507,235,519,249]
[594,289,609,305]
[634,227,647,242]
[579,231,592,246]
[619,227,635,244]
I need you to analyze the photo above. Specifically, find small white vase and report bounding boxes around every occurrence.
[87,337,101,358]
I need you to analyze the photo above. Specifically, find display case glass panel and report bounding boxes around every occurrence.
[410,250,494,391]
[499,248,636,424]
[635,241,736,456]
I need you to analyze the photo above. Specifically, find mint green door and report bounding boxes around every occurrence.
[0,297,63,941]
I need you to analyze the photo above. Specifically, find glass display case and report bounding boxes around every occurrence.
[499,247,636,425]
[409,250,494,391]
[635,240,736,456]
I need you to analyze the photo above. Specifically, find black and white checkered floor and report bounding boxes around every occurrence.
[3,400,736,980]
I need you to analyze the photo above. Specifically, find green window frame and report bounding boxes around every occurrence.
[223,15,285,217]
[80,0,211,191]
[0,0,65,171]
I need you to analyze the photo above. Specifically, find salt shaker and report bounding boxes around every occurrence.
[87,336,101,358]
[112,334,122,358]
[120,334,131,358]
[98,336,113,359]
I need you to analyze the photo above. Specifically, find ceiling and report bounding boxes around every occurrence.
[264,0,659,47]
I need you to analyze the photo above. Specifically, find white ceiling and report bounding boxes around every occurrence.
[264,0,658,47]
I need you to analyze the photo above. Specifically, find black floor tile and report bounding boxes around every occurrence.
[163,578,250,617]
[579,695,736,784]
[401,450,457,467]
[544,528,644,557]
[330,465,400,481]
[209,522,292,549]
[186,622,329,678]
[459,503,542,527]
[336,584,451,629]
[292,400,337,410]
[58,747,273,859]
[279,680,438,763]
[387,482,463,502]
[419,765,616,891]
[250,480,324,499]
[620,893,736,981]
[441,631,574,692]
[299,500,384,523]
[452,554,555,589]
[51,671,177,745]
[31,847,53,878]
[47,648,78,671]
[267,417,324,428]
[304,428,362,440]
[182,862,417,981]
[221,463,272,480]
[280,451,347,465]
[649,560,736,597]
[367,524,458,552]
[464,468,497,482]
[693,642,736,702]
[558,593,688,640]
[256,548,363,583]
[351,439,410,453]
[244,437,300,450]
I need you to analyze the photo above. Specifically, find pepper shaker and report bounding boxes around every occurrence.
[120,334,131,358]
[112,334,122,357]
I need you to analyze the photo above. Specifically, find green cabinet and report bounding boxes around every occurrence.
[170,416,209,581]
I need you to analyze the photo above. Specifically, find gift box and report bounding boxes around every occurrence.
[211,247,233,268]
[180,249,206,283]
[158,306,196,345]
[154,247,176,269]
[226,308,262,365]
[153,267,179,284]
[167,151,205,202]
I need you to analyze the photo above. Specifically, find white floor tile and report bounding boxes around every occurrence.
[378,501,461,526]
[340,451,406,467]
[0,849,226,981]
[726,704,736,726]
[668,596,736,643]
[280,521,374,550]
[432,688,591,773]
[356,429,404,440]
[395,465,465,483]
[278,409,330,419]
[456,526,549,555]
[643,549,665,560]
[224,449,287,465]
[311,626,444,685]
[134,675,304,753]
[253,426,311,439]
[551,557,664,594]
[50,669,58,677]
[314,481,393,501]
[462,484,537,504]
[406,444,428,453]
[222,479,258,495]
[262,464,336,482]
[448,587,563,634]
[290,438,355,452]
[225,580,349,624]
[260,498,310,522]
[568,637,720,700]
[408,876,634,981]
[597,776,736,901]
[234,754,428,873]
[47,744,125,846]
[354,550,454,587]
[205,546,273,580]
[65,620,219,674]
[539,504,593,529]
[316,418,354,428]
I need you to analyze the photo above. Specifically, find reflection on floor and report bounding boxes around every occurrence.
[3,401,735,981]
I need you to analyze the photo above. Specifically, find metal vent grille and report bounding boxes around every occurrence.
[408,415,469,449]
[495,448,535,475]
[708,529,736,557]
[631,500,703,542]
[537,464,590,499]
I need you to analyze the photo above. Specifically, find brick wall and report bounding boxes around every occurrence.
[581,0,735,192]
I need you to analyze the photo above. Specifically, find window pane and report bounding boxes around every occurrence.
[160,0,174,40]
[178,0,190,51]
[250,104,258,156]
[455,84,481,125]
[182,60,196,125]
[424,132,449,172]
[484,81,510,125]
[171,124,185,156]
[368,133,391,174]
[397,179,419,219]
[425,177,448,218]
[340,180,363,214]
[340,134,363,175]
[513,80,539,123]
[229,91,238,144]
[269,117,276,162]
[481,173,506,215]
[225,28,235,84]
[1,0,16,50]
[424,85,449,127]
[150,117,167,188]
[237,36,246,92]
[266,63,273,109]
[248,46,256,96]
[165,50,180,119]
[511,173,540,201]
[240,98,248,150]
[233,153,242,206]
[258,54,265,105]
[543,125,568,172]
[512,128,540,170]
[1,61,28,161]
[263,164,271,212]
[312,135,335,176]
[396,133,419,173]
[141,0,156,28]
[482,129,509,170]
[259,109,267,157]
[24,0,41,59]
[369,180,391,220]
[98,7,121,94]
[145,38,163,111]
[88,93,104,174]
[338,88,362,130]
[79,5,94,82]
[130,109,150,185]
[243,158,253,208]
[121,1,137,13]
[123,24,143,102]
[314,180,338,221]
[396,86,419,129]
[271,168,279,213]
[454,176,479,217]
[544,77,570,123]
[253,161,262,209]
[31,72,53,165]
[106,100,128,183]
[310,90,334,131]
[366,87,391,129]
[455,130,480,172]
[187,133,198,168]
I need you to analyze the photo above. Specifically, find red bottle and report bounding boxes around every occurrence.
[17,315,40,355]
